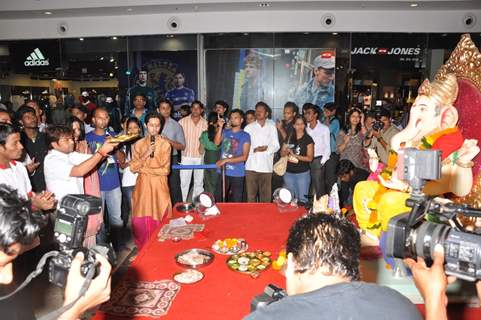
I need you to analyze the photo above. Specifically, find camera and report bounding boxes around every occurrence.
[372,120,384,132]
[385,149,481,281]
[49,194,110,287]
[251,284,287,312]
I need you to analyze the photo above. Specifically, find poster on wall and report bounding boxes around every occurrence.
[206,48,335,119]
[119,50,197,115]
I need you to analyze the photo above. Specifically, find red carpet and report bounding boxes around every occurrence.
[94,203,305,320]
[93,203,481,319]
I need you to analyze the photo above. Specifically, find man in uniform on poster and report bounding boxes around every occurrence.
[292,51,335,108]
[125,69,157,116]
[165,72,196,112]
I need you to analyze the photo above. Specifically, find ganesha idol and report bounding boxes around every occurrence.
[353,72,480,243]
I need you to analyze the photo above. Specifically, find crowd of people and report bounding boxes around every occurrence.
[0,90,478,320]
[0,90,407,253]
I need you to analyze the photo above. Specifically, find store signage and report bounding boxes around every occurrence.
[24,48,50,66]
[11,40,59,73]
[351,47,421,55]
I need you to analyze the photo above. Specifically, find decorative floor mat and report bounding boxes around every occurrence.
[101,279,181,317]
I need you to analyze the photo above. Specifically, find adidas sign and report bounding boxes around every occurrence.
[24,48,49,66]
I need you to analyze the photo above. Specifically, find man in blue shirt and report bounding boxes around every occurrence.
[165,72,195,112]
[214,109,250,202]
[86,107,125,253]
[292,51,335,108]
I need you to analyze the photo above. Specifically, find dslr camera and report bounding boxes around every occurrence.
[371,108,385,132]
[49,194,110,287]
[251,284,287,312]
[385,148,481,281]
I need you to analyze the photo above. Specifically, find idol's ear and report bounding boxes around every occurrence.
[440,106,458,129]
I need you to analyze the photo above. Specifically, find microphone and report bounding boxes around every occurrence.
[150,135,155,158]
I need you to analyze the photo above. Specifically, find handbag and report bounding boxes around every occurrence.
[273,156,288,176]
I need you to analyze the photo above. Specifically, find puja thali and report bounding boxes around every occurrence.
[107,133,140,143]
[226,250,271,274]
[175,248,214,268]
[173,269,204,284]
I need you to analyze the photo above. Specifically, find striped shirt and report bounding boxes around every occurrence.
[179,115,208,158]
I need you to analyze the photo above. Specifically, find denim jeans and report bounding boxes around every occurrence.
[98,187,124,251]
[283,170,311,203]
[121,186,134,225]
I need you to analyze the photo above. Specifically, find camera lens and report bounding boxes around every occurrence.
[410,221,450,261]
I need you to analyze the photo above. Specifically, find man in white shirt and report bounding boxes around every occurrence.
[0,123,55,210]
[303,103,331,198]
[244,102,280,202]
[44,125,118,205]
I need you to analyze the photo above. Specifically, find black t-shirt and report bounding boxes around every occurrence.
[21,131,49,192]
[286,133,314,173]
[245,282,422,320]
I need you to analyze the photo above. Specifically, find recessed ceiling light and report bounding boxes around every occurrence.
[110,58,115,62]
[332,32,338,35]
[410,3,418,7]
[112,36,117,40]
[442,33,447,36]
[243,33,249,36]
[79,38,84,41]
[303,32,310,35]
[127,8,133,12]
[44,11,52,15]
[114,66,119,69]
[258,3,271,7]
[109,73,114,77]
[100,57,104,61]
[166,34,174,38]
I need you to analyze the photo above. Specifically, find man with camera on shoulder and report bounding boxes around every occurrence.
[245,214,422,320]
[0,184,111,320]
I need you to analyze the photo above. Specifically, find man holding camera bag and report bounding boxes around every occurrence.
[0,184,111,320]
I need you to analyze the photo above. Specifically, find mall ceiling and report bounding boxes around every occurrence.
[0,0,479,39]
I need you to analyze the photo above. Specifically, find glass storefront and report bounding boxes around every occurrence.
[0,32,479,121]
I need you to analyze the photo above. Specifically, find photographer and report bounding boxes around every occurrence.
[245,214,421,320]
[0,184,111,320]
[363,108,400,165]
[405,244,481,320]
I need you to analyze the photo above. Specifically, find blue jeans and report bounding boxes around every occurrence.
[283,171,311,203]
[98,187,124,251]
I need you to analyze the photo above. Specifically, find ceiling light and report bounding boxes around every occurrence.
[166,34,174,38]
[114,66,119,69]
[100,57,104,61]
[332,32,338,35]
[127,8,133,12]
[243,33,249,36]
[44,11,52,15]
[442,33,447,36]
[258,3,271,7]
[112,36,117,40]
[79,38,84,41]
[110,58,115,62]
[303,32,310,35]
[410,3,418,7]
[109,73,114,77]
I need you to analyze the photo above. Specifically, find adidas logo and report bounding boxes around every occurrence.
[24,48,49,66]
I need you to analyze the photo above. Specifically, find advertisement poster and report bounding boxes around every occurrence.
[119,50,197,113]
[206,48,335,119]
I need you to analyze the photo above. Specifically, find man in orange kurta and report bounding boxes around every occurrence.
[130,112,172,248]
